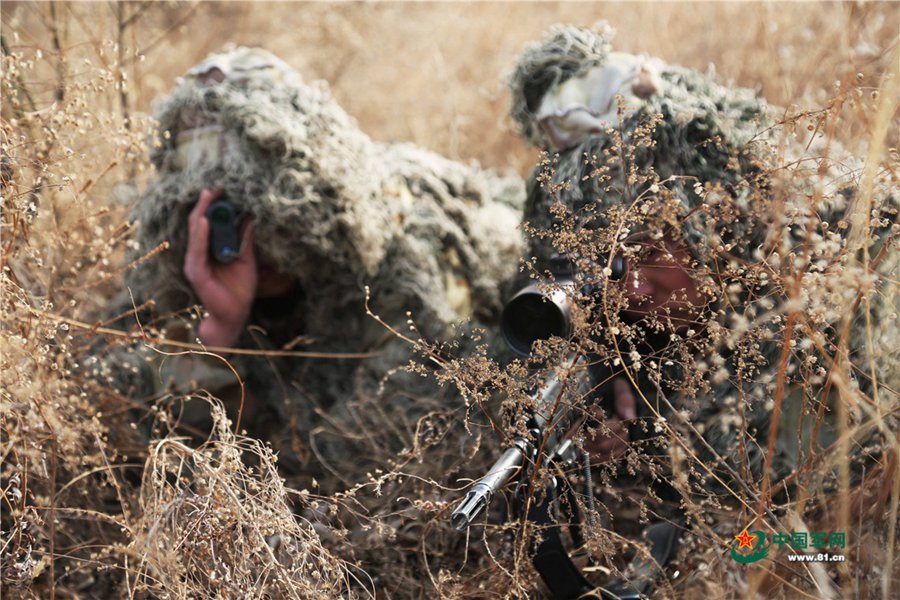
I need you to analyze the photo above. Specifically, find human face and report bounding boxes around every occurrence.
[256,259,296,298]
[616,235,707,332]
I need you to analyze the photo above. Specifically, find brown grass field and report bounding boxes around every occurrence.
[1,2,898,599]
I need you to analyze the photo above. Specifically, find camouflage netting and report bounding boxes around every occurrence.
[507,25,897,508]
[509,24,773,266]
[104,47,525,476]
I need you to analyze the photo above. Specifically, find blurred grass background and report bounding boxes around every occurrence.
[4,1,897,176]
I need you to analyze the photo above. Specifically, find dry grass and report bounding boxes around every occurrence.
[1,2,898,599]
[3,2,897,172]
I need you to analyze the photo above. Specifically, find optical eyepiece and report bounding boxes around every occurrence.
[206,197,241,263]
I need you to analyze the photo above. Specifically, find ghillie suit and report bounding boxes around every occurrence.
[95,47,524,481]
[507,24,897,594]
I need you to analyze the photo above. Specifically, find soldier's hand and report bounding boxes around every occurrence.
[585,377,636,464]
[184,188,257,348]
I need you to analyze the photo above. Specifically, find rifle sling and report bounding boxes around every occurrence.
[527,482,596,599]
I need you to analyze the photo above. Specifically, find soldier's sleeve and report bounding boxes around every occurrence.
[87,315,246,402]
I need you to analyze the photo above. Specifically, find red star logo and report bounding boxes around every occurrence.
[735,529,757,549]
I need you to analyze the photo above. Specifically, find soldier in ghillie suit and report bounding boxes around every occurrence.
[506,24,896,595]
[94,47,524,480]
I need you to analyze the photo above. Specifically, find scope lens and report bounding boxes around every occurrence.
[210,205,232,224]
[501,293,567,356]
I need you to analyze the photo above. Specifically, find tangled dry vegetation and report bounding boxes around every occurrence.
[1,2,898,599]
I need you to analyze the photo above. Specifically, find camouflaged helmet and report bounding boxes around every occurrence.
[508,25,878,287]
[128,46,524,344]
[509,24,776,265]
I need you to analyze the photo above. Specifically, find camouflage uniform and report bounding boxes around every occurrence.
[96,48,525,479]
[508,26,896,503]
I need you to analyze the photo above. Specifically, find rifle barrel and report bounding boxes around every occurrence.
[451,443,528,530]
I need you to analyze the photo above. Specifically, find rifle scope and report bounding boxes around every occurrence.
[501,255,624,356]
[501,282,572,356]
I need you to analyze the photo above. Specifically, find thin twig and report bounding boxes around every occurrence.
[33,308,380,359]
